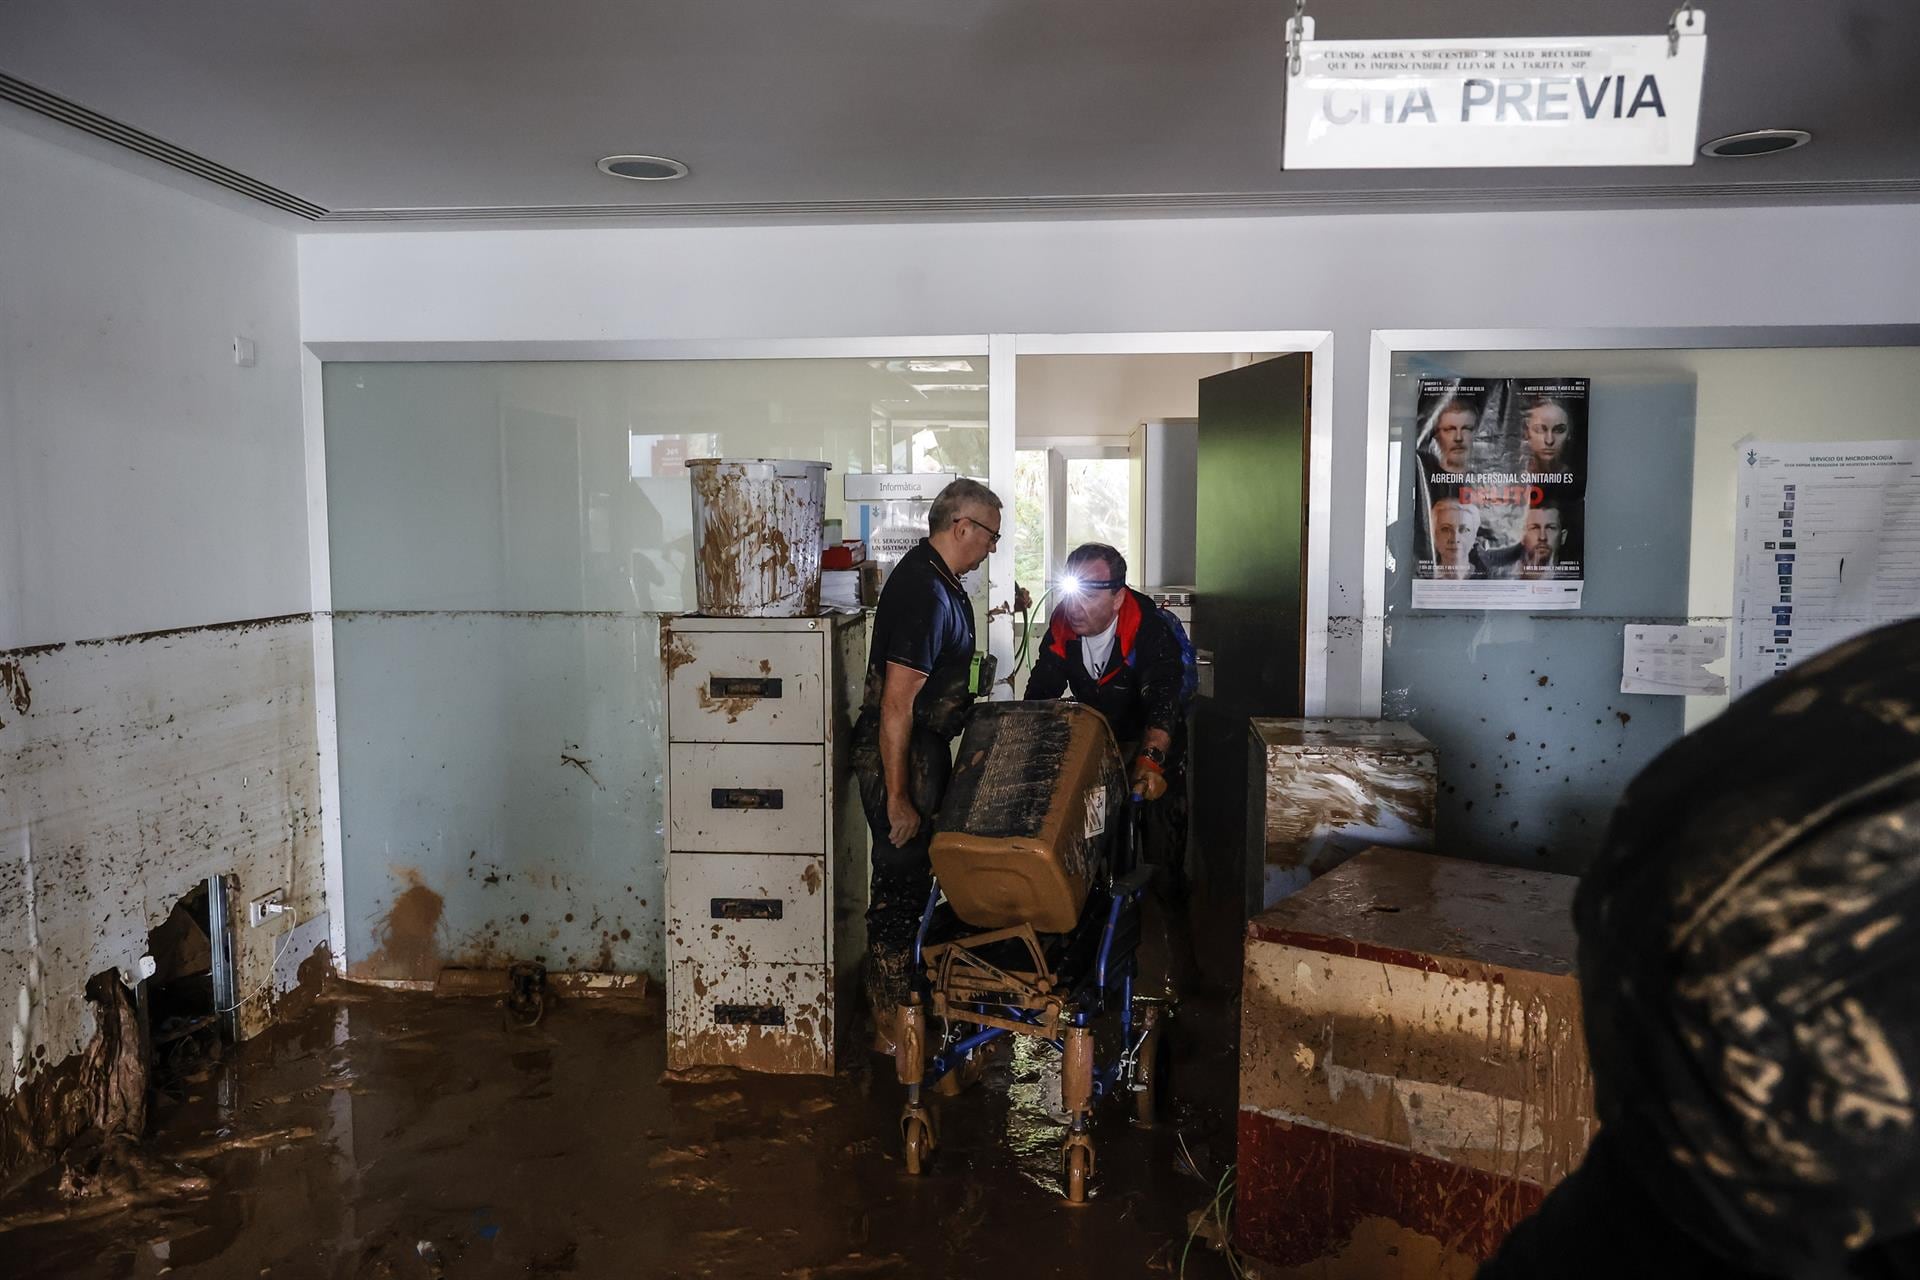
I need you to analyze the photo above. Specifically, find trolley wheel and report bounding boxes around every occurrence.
[1061,1132,1096,1203]
[1133,1014,1171,1126]
[901,1107,936,1175]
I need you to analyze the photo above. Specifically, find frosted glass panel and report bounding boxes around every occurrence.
[323,359,990,613]
[333,612,665,980]
[323,356,990,979]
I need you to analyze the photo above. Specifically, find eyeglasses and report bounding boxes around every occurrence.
[964,515,1002,548]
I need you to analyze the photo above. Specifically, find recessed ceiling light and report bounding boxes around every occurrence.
[597,154,690,181]
[1700,129,1811,158]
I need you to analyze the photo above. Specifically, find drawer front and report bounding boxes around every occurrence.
[666,626,826,744]
[669,743,825,852]
[668,853,827,966]
[667,961,833,1075]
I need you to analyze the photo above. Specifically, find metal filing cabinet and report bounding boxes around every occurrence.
[662,613,868,1075]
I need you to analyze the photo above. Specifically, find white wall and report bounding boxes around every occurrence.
[1,124,309,650]
[299,203,1920,712]
[0,119,317,1138]
[1016,353,1236,444]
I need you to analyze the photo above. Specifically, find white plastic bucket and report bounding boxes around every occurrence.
[688,458,831,616]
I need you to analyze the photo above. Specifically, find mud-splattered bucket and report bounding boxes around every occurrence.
[688,458,831,617]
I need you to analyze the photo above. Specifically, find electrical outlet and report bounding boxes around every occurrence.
[249,888,288,928]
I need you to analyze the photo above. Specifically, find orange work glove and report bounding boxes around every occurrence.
[1130,754,1168,803]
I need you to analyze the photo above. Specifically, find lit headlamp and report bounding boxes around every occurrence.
[1057,573,1124,597]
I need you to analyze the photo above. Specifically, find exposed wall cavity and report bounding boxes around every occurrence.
[0,616,324,1183]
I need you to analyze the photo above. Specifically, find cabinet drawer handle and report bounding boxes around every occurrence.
[715,1003,786,1027]
[711,897,784,921]
[711,788,783,810]
[710,676,782,699]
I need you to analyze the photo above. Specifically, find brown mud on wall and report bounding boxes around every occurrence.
[0,975,145,1191]
[351,871,446,982]
[1,616,324,1173]
[1,943,333,1197]
[0,656,31,728]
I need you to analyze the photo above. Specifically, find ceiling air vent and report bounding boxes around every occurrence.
[0,71,328,219]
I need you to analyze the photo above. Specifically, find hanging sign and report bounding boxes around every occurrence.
[1282,11,1707,169]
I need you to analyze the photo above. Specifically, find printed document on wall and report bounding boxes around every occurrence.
[1732,441,1920,699]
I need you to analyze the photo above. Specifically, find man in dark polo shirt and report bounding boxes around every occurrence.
[853,477,1002,1049]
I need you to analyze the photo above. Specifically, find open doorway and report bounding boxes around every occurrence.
[1012,353,1247,602]
[1010,341,1322,986]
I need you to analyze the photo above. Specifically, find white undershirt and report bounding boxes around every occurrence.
[1080,614,1120,676]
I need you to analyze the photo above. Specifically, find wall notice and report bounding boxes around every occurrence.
[1732,441,1920,698]
[1622,624,1727,697]
[1412,377,1590,611]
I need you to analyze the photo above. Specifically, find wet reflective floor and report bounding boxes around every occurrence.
[3,984,1242,1278]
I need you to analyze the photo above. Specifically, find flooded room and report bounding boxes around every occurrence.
[6,3,1920,1277]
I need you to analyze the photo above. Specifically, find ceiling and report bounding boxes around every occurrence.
[1,0,1915,227]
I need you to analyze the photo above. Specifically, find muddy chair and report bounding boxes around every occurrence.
[894,701,1172,1202]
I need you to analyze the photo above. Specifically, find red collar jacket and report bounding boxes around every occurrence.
[1024,587,1185,759]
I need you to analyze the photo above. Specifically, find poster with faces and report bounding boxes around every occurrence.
[1411,376,1589,611]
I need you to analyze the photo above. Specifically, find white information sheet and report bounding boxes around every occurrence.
[1621,624,1727,697]
[1732,441,1920,699]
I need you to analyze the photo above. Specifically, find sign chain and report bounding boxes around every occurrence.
[1287,0,1308,77]
[1669,1,1699,56]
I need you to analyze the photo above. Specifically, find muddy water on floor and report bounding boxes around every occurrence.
[2,985,1242,1278]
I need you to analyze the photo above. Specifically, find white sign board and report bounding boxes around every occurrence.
[845,471,955,502]
[1283,14,1707,169]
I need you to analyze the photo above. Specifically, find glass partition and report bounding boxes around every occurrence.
[1381,345,1920,874]
[323,356,990,980]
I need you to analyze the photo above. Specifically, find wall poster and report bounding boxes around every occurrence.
[1412,377,1590,611]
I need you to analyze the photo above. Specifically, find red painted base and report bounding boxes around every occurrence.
[1235,1109,1544,1267]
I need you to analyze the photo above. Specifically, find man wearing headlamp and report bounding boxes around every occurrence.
[1025,542,1195,897]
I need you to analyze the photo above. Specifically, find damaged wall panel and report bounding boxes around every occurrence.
[0,619,324,1178]
[332,612,664,982]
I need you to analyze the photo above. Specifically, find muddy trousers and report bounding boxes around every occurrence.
[855,726,952,1023]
